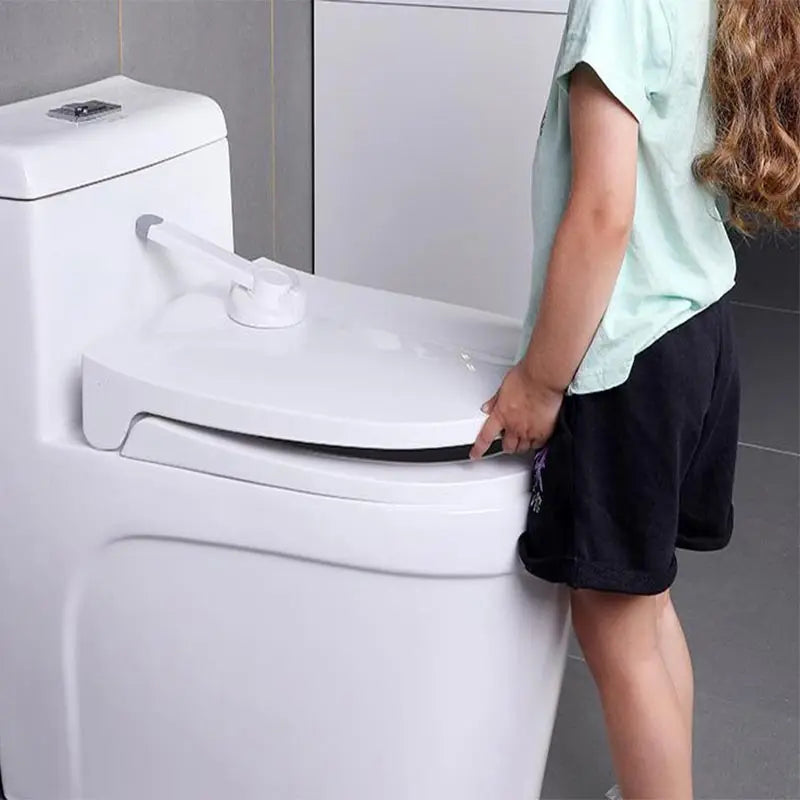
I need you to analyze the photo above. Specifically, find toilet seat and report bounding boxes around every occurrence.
[121,415,529,507]
[82,267,530,506]
[83,268,523,453]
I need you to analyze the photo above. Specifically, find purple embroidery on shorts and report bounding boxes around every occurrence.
[530,446,548,514]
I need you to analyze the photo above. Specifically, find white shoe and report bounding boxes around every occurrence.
[605,786,623,800]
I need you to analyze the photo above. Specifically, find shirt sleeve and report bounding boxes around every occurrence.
[555,0,673,122]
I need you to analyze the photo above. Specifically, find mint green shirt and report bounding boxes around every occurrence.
[517,0,736,395]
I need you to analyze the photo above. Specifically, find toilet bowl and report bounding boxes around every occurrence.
[0,77,569,800]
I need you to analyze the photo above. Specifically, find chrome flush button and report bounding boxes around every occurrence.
[47,100,122,123]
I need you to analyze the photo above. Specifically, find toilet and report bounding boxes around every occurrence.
[0,77,569,800]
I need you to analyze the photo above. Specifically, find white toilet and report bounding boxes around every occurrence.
[0,77,569,800]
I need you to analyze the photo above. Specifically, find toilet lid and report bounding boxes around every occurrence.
[82,269,522,452]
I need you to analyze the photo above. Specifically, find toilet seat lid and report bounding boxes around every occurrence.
[82,269,522,452]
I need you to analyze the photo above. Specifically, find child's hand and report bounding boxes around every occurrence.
[470,364,564,460]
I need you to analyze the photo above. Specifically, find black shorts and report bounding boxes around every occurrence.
[518,297,741,596]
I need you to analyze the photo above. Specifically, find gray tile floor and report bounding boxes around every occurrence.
[41,302,793,800]
[541,300,800,800]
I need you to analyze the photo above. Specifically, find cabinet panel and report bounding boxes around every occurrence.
[314,0,566,318]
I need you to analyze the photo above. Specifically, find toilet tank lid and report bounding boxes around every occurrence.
[0,76,227,200]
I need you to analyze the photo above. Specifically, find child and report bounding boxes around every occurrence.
[470,0,799,797]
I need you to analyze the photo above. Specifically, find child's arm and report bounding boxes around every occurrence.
[521,64,640,394]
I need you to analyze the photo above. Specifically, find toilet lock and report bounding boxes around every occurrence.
[135,215,306,329]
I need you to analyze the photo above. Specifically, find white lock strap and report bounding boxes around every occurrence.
[135,214,306,328]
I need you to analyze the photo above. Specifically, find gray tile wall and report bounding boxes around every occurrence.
[0,0,313,270]
[123,0,275,260]
[274,0,312,271]
[730,229,800,312]
[0,0,119,104]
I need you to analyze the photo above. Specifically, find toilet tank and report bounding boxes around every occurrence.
[0,77,233,442]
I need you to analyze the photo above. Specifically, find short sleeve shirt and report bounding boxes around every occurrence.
[517,0,737,395]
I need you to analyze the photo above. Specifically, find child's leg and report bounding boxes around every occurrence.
[571,588,693,800]
[656,590,694,759]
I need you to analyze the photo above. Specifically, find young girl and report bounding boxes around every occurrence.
[470,0,799,797]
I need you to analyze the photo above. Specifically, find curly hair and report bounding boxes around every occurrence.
[693,0,800,234]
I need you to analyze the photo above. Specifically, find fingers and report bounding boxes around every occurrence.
[503,433,519,454]
[470,413,504,460]
[473,423,539,459]
[481,393,499,415]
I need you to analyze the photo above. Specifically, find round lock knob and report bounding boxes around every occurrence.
[226,263,306,329]
[252,265,293,307]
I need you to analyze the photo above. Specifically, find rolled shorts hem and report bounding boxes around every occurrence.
[676,504,735,553]
[518,547,678,596]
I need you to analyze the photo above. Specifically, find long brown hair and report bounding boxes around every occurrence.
[693,0,800,234]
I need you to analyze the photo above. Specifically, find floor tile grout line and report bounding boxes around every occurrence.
[738,441,800,458]
[729,300,800,315]
[693,684,800,719]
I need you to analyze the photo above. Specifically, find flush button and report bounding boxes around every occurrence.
[47,100,122,123]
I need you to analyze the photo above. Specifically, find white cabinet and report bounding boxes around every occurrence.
[314,0,566,319]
